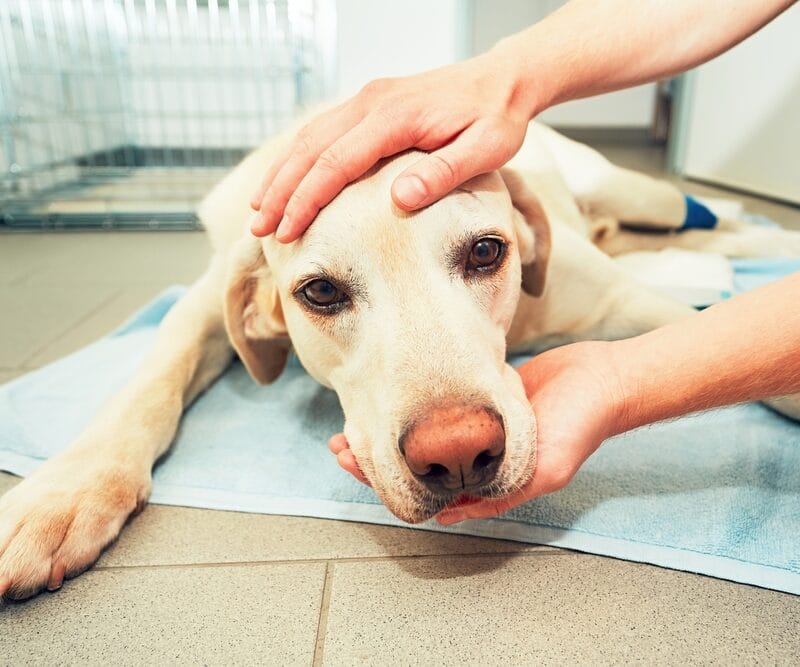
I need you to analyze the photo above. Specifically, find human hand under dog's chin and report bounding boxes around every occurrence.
[437,341,627,524]
[327,340,628,523]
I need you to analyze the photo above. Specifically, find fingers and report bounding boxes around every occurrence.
[328,434,371,486]
[252,109,523,241]
[436,493,520,526]
[336,450,371,487]
[250,103,361,237]
[436,450,580,526]
[328,433,349,455]
[391,118,522,211]
[436,456,577,525]
[272,111,420,243]
[250,140,296,213]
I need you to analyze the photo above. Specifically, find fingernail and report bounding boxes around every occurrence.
[275,215,291,242]
[394,176,427,208]
[249,213,264,235]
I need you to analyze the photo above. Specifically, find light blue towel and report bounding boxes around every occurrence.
[1,259,799,594]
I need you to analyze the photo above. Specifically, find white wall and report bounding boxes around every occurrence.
[469,0,655,127]
[333,0,655,127]
[675,5,799,203]
[334,0,462,97]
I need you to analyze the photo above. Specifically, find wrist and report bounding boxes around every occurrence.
[484,34,552,120]
[600,337,649,438]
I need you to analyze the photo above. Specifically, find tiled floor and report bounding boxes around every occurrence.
[2,144,800,665]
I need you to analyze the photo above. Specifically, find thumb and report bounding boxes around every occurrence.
[391,121,518,211]
[436,494,520,526]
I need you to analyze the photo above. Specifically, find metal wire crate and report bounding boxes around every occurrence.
[0,0,334,230]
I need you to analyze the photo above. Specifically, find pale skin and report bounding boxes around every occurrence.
[249,0,795,240]
[328,274,800,522]
[252,0,798,519]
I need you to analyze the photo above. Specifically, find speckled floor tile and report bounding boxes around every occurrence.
[320,553,800,665]
[0,370,26,384]
[0,283,118,369]
[17,230,209,287]
[1,562,326,665]
[24,284,169,367]
[0,233,53,286]
[97,505,553,568]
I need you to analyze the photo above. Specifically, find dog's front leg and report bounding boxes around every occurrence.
[0,262,232,600]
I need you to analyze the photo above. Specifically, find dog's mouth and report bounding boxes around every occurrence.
[379,475,527,524]
[372,438,537,524]
[346,392,537,524]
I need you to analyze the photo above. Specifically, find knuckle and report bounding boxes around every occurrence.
[359,77,393,98]
[492,500,512,517]
[294,122,314,143]
[285,190,317,220]
[425,153,459,187]
[292,125,320,159]
[545,466,574,493]
[476,118,523,166]
[479,121,509,150]
[315,147,346,176]
[373,101,401,124]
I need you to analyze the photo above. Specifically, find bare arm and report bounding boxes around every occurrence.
[611,272,800,433]
[503,0,795,112]
[251,0,795,241]
[432,273,800,524]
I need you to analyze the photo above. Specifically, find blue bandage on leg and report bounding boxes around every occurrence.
[682,194,718,230]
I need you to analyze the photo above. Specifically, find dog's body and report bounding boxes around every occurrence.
[2,122,799,600]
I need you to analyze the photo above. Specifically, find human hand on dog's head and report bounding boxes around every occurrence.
[327,340,626,523]
[249,50,538,243]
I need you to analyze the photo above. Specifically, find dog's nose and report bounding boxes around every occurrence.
[400,405,505,493]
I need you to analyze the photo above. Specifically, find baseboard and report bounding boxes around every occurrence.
[551,126,656,147]
[74,145,250,168]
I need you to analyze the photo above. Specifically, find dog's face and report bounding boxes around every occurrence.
[224,153,551,523]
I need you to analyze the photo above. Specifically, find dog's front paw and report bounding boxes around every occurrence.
[0,460,150,600]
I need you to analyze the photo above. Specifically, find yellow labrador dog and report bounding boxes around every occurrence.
[2,122,799,600]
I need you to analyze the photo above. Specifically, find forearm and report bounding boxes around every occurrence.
[608,274,800,434]
[490,0,795,116]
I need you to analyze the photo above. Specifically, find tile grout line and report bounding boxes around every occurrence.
[94,548,575,572]
[312,562,334,667]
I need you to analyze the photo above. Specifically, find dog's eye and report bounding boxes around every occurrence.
[467,237,504,272]
[300,279,347,309]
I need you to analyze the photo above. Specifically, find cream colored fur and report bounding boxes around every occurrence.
[2,122,799,600]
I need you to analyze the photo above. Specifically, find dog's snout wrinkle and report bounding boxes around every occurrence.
[400,404,505,494]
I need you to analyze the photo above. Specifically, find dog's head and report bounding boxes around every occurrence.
[224,153,551,523]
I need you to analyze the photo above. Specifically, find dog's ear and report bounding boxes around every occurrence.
[500,168,552,298]
[223,236,290,384]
